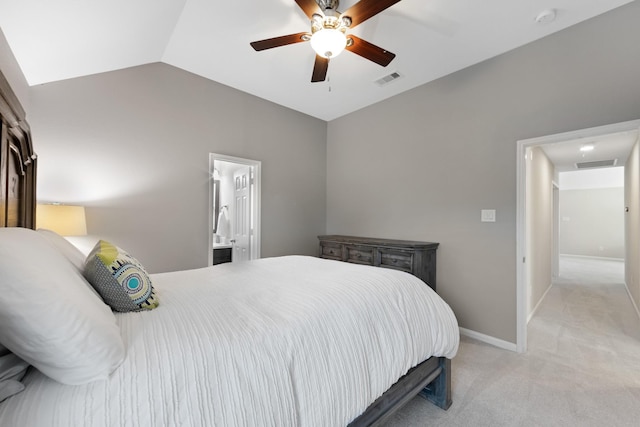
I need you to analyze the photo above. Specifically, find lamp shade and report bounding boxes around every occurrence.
[310,28,347,58]
[36,204,87,236]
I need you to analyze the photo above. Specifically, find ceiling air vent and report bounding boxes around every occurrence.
[575,159,618,169]
[375,72,401,86]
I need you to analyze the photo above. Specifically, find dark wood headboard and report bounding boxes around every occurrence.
[0,69,36,228]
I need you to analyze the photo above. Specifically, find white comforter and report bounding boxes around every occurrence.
[0,256,459,426]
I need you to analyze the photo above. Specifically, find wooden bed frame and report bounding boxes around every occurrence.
[0,70,36,228]
[349,357,451,426]
[0,68,451,426]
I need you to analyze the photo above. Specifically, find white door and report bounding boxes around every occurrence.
[232,166,251,262]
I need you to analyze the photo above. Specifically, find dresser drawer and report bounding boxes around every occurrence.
[345,245,374,265]
[379,248,413,273]
[320,242,343,260]
[318,235,438,292]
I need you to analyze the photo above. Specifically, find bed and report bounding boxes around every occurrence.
[0,69,459,426]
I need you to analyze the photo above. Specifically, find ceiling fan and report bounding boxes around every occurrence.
[250,0,402,82]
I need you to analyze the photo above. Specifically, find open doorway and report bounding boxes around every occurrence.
[516,119,640,352]
[209,153,261,266]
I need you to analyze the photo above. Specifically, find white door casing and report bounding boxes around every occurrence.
[516,118,640,353]
[208,153,261,266]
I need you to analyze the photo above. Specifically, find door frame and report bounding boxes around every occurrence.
[552,182,560,280]
[516,118,640,353]
[208,153,261,266]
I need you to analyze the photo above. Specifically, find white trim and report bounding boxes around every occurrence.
[208,155,215,267]
[560,253,624,262]
[527,283,552,323]
[208,153,262,266]
[552,183,560,280]
[624,282,640,321]
[516,119,640,355]
[516,140,528,353]
[459,327,518,352]
[517,120,640,146]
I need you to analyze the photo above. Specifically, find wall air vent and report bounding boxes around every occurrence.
[575,159,618,169]
[375,72,401,86]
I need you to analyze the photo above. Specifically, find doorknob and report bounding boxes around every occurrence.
[230,239,236,243]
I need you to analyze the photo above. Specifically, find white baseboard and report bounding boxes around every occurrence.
[527,283,553,324]
[459,327,518,352]
[559,253,624,262]
[624,282,640,321]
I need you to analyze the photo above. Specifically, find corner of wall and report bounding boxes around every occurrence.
[0,28,30,112]
[459,327,518,352]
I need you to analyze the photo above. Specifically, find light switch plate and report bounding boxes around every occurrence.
[481,209,496,222]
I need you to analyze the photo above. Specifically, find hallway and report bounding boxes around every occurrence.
[528,256,640,405]
[385,255,640,426]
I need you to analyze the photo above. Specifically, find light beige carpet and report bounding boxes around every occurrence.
[384,256,640,426]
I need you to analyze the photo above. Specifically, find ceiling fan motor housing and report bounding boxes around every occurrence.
[313,0,352,30]
[318,0,340,11]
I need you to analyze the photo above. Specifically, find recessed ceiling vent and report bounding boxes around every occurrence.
[575,159,618,169]
[375,72,401,86]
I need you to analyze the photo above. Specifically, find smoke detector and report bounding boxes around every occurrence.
[535,9,556,24]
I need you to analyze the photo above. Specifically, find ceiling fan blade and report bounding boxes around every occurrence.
[311,55,329,82]
[345,35,395,66]
[295,0,323,20]
[250,32,310,51]
[341,0,402,29]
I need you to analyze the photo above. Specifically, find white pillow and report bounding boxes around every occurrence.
[0,228,125,385]
[36,228,86,272]
[0,344,29,402]
[36,228,103,299]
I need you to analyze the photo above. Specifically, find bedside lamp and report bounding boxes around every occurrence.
[36,204,87,236]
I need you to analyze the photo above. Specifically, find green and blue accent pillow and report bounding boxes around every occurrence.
[85,240,159,312]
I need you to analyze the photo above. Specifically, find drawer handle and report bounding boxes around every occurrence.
[355,253,361,258]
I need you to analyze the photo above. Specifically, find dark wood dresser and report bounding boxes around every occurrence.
[318,235,439,291]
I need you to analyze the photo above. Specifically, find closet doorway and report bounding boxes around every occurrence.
[208,153,261,266]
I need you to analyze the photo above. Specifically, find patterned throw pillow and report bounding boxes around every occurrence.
[85,240,159,312]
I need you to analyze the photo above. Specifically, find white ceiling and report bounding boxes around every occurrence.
[0,0,634,121]
[541,129,638,173]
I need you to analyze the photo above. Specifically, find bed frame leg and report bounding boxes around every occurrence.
[419,357,452,410]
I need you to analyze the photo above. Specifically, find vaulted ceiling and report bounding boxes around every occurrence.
[0,0,633,121]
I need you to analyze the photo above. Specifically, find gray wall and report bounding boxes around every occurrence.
[0,28,29,113]
[559,188,625,259]
[526,147,554,319]
[326,2,640,343]
[29,63,327,273]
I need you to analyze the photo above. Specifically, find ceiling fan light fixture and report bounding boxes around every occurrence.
[249,0,401,82]
[310,28,347,58]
